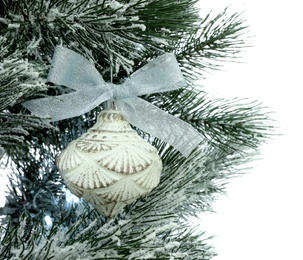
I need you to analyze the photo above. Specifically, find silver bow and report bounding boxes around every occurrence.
[23,46,203,156]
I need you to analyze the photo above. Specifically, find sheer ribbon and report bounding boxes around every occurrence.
[23,46,203,156]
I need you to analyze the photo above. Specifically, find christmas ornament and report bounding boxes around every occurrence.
[57,109,162,217]
[23,46,204,217]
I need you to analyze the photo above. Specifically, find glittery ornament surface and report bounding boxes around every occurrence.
[57,109,162,217]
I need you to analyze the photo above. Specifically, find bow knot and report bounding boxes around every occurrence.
[104,83,118,100]
[23,46,203,157]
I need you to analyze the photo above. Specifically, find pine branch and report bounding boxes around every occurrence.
[0,0,201,75]
[187,97,273,152]
[0,37,48,109]
[0,113,51,151]
[146,88,273,154]
[175,8,250,80]
[0,203,215,259]
[0,36,52,152]
[0,144,66,225]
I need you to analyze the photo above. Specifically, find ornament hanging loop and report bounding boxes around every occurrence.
[105,53,117,110]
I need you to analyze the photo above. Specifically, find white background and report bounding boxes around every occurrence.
[197,1,303,260]
[1,1,302,259]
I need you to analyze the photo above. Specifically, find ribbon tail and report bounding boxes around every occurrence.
[23,88,112,122]
[118,97,203,157]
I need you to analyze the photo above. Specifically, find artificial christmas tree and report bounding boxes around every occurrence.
[0,0,272,259]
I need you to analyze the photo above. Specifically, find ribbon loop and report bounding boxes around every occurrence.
[23,46,203,157]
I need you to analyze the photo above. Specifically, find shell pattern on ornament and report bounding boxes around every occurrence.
[56,109,163,217]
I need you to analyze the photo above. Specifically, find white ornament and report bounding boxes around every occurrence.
[56,109,162,217]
